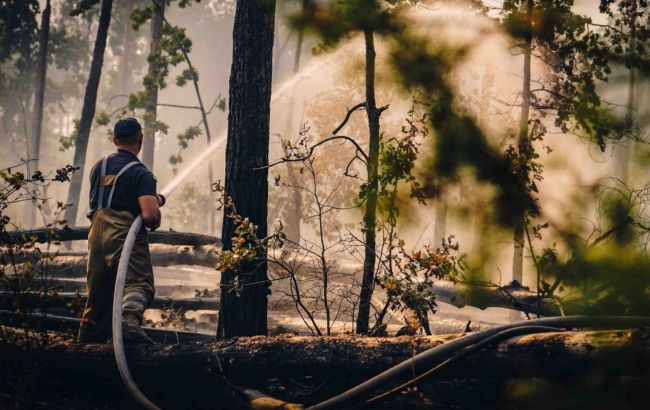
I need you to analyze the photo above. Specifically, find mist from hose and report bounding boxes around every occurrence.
[159,57,329,200]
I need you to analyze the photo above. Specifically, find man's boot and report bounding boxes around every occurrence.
[122,312,154,344]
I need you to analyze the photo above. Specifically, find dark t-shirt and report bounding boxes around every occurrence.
[88,149,157,217]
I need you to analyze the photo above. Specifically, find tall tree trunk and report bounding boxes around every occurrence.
[142,0,163,170]
[433,194,447,247]
[282,1,306,247]
[356,28,381,334]
[471,66,494,252]
[119,0,134,95]
[217,0,276,339]
[511,0,533,285]
[26,0,51,228]
[63,0,113,227]
[617,0,637,183]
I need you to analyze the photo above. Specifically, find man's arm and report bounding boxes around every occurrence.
[138,195,161,230]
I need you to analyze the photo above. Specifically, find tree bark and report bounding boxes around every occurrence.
[141,0,163,170]
[218,0,276,338]
[3,328,650,382]
[356,28,381,334]
[512,0,533,286]
[63,0,113,227]
[25,0,51,229]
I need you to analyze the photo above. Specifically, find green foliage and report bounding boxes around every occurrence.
[376,103,427,224]
[502,0,646,149]
[94,110,110,126]
[213,183,267,289]
[176,67,198,87]
[374,236,464,333]
[0,0,39,69]
[58,119,80,151]
[169,125,202,167]
[70,0,100,16]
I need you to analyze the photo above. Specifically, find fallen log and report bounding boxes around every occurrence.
[1,227,221,247]
[2,327,649,382]
[7,278,213,296]
[5,244,219,278]
[0,291,220,312]
[0,310,213,343]
[432,280,563,316]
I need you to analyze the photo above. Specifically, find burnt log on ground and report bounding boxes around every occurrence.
[2,327,650,380]
[0,311,213,343]
[5,244,219,278]
[5,278,217,297]
[0,291,220,312]
[1,227,221,247]
[432,280,563,316]
[1,326,650,408]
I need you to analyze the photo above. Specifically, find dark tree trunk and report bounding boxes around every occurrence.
[217,0,276,339]
[26,0,51,228]
[142,0,163,170]
[511,0,533,285]
[63,0,113,227]
[356,28,381,334]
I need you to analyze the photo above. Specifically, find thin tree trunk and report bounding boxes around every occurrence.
[282,2,306,247]
[433,195,447,247]
[142,0,163,170]
[511,0,533,285]
[618,0,637,183]
[356,28,381,334]
[471,66,494,252]
[63,0,113,227]
[218,0,276,339]
[119,0,134,94]
[26,0,51,228]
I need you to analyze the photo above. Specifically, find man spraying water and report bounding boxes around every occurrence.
[78,117,165,344]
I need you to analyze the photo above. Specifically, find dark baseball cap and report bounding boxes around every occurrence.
[113,117,142,138]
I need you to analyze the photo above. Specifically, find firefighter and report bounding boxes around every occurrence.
[78,117,165,344]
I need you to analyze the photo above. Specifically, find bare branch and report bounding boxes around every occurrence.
[332,102,366,135]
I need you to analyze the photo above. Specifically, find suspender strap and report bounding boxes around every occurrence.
[96,156,109,210]
[106,161,140,209]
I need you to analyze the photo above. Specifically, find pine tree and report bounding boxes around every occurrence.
[218,0,276,338]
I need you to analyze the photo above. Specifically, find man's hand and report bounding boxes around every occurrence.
[138,195,161,230]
